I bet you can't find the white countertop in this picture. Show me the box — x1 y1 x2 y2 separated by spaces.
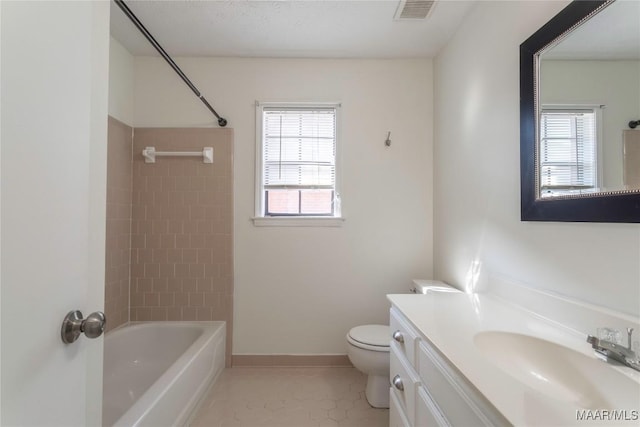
387 292 640 426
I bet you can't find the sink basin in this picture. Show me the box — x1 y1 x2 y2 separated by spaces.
474 331 640 409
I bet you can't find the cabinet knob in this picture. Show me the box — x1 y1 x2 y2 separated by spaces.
392 374 404 391
392 330 405 343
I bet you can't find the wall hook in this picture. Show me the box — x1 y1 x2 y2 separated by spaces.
385 131 392 147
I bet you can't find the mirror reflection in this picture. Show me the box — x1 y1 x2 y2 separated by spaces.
537 0 640 199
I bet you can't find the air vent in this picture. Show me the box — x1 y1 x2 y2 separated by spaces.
394 0 436 20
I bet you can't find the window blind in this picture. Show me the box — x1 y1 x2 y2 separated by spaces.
540 109 596 193
262 107 336 190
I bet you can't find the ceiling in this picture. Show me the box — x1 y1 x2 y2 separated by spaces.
110 0 475 58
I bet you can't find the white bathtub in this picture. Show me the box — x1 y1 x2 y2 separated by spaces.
103 321 225 427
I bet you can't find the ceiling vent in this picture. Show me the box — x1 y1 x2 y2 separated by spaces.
394 0 436 20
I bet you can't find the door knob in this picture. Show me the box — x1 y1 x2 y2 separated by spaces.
61 310 106 344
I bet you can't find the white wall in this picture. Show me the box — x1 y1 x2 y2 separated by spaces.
434 1 640 316
134 57 434 354
108 37 134 126
540 60 640 190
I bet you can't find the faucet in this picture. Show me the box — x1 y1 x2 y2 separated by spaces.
587 327 640 372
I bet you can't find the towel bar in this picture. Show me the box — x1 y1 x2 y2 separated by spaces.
142 146 213 164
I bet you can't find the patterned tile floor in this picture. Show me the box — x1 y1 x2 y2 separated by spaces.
191 367 389 427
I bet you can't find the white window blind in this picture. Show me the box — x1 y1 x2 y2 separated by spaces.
263 107 336 189
540 109 597 195
257 105 339 217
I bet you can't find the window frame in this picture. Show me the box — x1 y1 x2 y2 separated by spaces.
253 101 343 227
539 104 604 198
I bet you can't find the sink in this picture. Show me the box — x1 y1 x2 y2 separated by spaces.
474 331 640 409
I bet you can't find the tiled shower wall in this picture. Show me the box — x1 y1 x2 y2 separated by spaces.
130 128 234 362
105 117 133 332
104 123 234 362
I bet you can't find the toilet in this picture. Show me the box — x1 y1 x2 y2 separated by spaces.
346 279 460 408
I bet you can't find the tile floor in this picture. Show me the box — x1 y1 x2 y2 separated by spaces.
191 367 389 427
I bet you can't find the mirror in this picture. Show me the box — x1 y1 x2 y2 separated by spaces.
520 0 640 222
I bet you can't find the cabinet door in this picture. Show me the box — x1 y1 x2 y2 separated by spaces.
418 341 508 426
390 388 411 427
416 386 449 427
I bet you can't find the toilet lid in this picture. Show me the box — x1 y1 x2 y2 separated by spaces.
348 325 390 348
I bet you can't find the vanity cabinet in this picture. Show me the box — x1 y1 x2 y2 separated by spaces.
389 307 508 427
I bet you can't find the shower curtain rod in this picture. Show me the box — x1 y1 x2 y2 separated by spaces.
114 0 228 127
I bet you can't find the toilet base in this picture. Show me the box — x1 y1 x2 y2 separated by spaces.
364 374 390 408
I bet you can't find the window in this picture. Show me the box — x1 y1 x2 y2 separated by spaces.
255 102 342 224
539 106 601 197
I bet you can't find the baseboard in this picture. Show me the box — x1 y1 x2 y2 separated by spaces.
232 354 353 367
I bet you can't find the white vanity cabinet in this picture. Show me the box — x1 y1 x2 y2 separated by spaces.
389 307 509 427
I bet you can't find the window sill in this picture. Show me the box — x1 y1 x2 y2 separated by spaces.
252 216 345 227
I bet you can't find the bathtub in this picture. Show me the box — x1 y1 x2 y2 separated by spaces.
103 321 226 427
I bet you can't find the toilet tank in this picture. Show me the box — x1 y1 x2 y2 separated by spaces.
410 279 461 294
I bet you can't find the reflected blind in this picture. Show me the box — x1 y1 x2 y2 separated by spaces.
540 109 596 191
262 107 336 189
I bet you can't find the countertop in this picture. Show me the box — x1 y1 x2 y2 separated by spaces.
387 292 640 426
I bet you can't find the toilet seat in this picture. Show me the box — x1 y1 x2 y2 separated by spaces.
347 325 390 352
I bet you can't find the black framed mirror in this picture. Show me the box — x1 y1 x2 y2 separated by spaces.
520 0 640 222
